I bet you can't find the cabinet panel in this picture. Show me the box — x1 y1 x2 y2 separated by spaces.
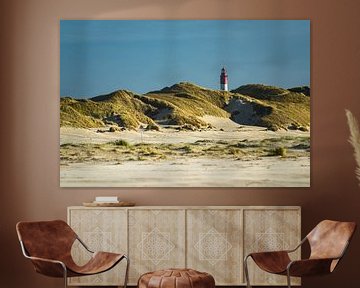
244 209 301 286
128 209 186 284
187 209 243 285
68 208 127 286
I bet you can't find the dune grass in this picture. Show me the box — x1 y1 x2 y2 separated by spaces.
60 135 310 165
230 84 310 130
60 90 157 129
61 82 310 131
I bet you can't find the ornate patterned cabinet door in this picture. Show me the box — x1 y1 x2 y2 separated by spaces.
67 208 128 286
187 209 243 285
128 209 186 284
243 208 301 286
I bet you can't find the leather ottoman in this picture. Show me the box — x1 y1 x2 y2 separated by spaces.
138 268 215 288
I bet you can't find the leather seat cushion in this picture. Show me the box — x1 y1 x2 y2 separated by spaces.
138 268 215 288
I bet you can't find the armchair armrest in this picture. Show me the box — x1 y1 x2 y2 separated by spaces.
287 258 336 277
19 240 67 277
25 255 67 277
76 236 94 253
246 236 306 259
286 237 307 253
287 239 351 277
247 251 292 274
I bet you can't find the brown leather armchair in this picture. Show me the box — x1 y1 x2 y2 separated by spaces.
244 220 356 288
16 220 129 288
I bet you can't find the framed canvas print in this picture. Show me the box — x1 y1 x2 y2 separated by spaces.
60 20 310 187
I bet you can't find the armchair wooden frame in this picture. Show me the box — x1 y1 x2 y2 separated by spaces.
243 220 356 288
16 220 129 288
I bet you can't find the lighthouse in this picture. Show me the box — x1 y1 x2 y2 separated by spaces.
220 67 228 91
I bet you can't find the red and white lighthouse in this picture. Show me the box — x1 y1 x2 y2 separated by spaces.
220 67 228 91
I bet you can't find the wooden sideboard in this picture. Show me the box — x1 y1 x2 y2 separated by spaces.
67 206 301 286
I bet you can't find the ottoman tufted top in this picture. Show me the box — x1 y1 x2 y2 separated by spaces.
138 268 215 288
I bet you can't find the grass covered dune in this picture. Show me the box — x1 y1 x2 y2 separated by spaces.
60 82 310 132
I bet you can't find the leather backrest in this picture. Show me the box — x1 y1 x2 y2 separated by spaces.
307 220 356 260
16 220 77 261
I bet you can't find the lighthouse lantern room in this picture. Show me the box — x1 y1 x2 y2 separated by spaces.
220 67 228 91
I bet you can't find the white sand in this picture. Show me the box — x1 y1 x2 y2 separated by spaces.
60 157 310 187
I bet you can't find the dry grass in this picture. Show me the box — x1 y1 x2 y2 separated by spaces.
60 90 156 129
346 109 360 186
231 85 310 131
60 136 310 165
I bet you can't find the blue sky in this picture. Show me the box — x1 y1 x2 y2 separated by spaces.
60 20 310 98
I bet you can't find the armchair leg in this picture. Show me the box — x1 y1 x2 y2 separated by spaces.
244 255 252 288
123 255 130 288
62 264 68 288
286 269 291 288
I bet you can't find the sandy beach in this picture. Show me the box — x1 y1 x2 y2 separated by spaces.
61 157 310 187
60 117 310 187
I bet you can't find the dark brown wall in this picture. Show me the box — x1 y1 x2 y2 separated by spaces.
1 0 360 287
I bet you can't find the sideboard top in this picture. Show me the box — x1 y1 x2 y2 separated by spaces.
68 205 301 210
